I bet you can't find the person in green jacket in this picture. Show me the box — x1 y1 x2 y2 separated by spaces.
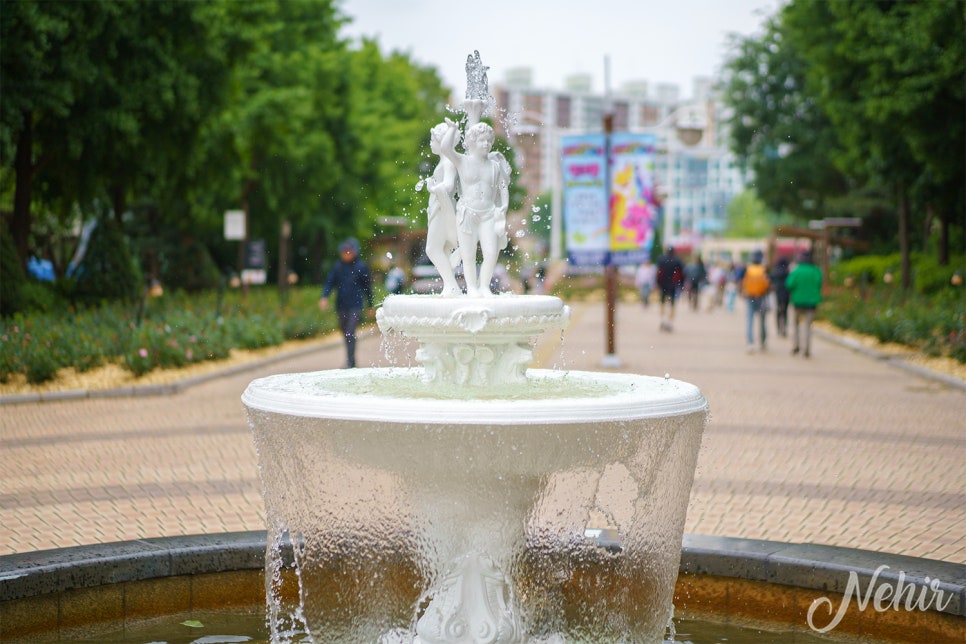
785 249 823 358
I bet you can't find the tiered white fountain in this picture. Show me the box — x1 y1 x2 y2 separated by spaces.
243 52 707 644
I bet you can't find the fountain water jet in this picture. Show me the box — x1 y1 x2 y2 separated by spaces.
243 52 707 643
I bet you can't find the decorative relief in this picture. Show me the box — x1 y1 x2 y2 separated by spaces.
415 552 522 644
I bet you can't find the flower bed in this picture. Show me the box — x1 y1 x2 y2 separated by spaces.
0 286 340 384
820 286 965 363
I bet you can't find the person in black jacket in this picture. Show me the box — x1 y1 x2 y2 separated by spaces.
656 246 685 332
319 238 374 368
770 256 791 338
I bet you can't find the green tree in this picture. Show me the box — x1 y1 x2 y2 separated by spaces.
783 0 965 287
69 213 142 304
721 15 847 221
1 0 105 268
724 190 774 238
0 222 25 316
3 0 471 294
529 192 554 247
2 1 240 275
198 8 456 283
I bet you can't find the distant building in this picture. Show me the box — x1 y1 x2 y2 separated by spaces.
492 70 750 258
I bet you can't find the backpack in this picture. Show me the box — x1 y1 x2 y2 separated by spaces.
743 264 770 297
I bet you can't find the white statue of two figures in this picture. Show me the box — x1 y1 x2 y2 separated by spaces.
424 52 510 298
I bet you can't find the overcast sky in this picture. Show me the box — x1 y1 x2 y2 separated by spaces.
338 0 782 99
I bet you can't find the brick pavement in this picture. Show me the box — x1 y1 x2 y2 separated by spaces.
1 297 963 564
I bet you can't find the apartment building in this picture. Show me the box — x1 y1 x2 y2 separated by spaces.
491 69 749 256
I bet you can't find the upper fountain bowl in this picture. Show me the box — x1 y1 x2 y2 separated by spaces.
376 293 570 388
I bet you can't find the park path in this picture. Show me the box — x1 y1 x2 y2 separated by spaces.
1 296 963 563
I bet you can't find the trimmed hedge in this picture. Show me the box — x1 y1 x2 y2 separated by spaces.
828 252 964 295
0 286 347 384
821 286 965 363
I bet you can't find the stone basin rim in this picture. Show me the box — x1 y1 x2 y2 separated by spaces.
241 368 708 423
2 532 962 620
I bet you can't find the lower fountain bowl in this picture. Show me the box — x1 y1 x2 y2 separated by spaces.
243 368 708 641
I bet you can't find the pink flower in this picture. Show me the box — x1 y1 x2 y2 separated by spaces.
185 349 193 361
138 348 148 358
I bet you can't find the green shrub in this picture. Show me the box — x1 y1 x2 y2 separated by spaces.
24 344 60 383
71 217 143 304
0 316 28 382
0 228 25 317
822 285 965 363
829 254 901 287
19 280 68 313
830 252 965 296
914 255 965 295
160 237 223 292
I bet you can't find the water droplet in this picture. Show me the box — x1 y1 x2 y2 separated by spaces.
664 373 670 381
514 230 525 238
532 214 542 222
531 205 541 213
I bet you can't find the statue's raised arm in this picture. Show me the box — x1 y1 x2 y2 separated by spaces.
435 118 463 168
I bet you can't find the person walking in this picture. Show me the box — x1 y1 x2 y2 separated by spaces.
686 255 708 311
786 249 823 358
741 249 771 353
385 264 407 294
656 246 685 331
319 238 374 368
770 256 791 337
705 262 724 311
634 259 657 308
725 262 739 312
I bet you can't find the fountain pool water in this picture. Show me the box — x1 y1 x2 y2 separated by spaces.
242 52 708 643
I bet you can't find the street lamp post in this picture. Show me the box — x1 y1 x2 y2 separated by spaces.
602 108 621 368
601 100 710 367
601 57 621 368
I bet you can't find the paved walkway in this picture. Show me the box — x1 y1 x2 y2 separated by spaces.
1 297 964 564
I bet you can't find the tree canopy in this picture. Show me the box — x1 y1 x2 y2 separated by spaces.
721 0 964 285
1 0 455 294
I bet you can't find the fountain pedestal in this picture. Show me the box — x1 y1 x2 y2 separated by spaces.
377 294 569 388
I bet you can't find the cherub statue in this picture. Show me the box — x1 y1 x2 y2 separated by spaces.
437 118 511 297
424 123 462 296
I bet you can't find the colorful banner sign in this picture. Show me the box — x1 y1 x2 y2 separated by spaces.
609 133 658 265
561 135 608 266
561 133 657 266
